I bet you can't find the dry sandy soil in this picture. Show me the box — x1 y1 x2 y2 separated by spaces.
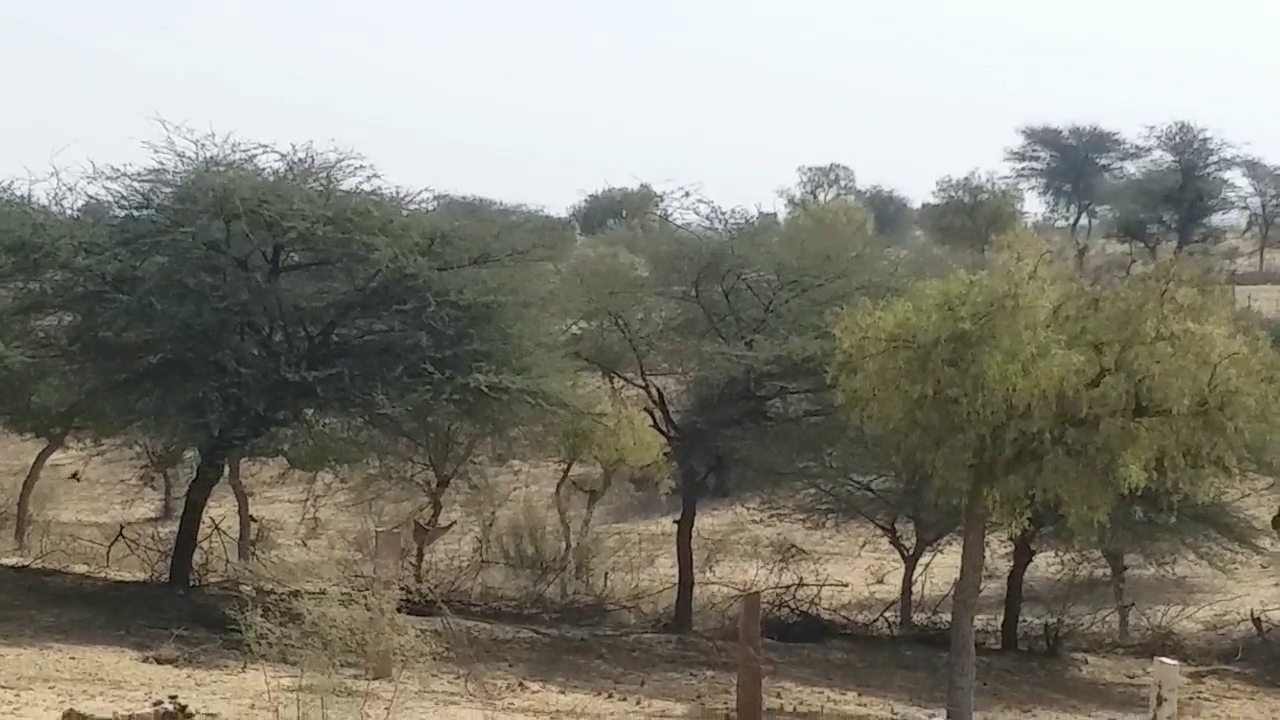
1 288 1279 718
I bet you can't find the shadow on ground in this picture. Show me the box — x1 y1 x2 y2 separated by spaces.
0 563 238 665
2 561 1276 716
434 617 1153 717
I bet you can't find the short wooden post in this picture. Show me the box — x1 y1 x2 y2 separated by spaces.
736 591 763 720
366 527 401 680
1149 656 1180 720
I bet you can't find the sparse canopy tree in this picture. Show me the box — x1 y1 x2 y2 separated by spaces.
1234 157 1280 273
1091 487 1265 645
830 239 1279 719
779 419 959 633
0 127 573 587
565 190 890 633
1110 121 1235 257
916 171 1023 256
1005 123 1135 269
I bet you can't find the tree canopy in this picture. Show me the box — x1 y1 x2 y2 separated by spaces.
830 238 1280 717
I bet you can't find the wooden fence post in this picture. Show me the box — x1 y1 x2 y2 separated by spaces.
366 527 401 681
1149 656 1180 720
736 591 763 720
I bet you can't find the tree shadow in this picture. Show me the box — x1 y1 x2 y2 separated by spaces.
438 617 1152 716
0 563 238 667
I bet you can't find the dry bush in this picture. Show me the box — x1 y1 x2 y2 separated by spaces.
231 582 440 717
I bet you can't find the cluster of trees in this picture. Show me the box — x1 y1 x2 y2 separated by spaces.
1 121 1278 720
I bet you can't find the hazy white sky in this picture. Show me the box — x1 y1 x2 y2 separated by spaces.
3 1 1275 214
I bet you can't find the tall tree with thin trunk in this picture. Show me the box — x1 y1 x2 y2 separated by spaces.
1234 157 1280 273
0 184 114 551
565 186 891 632
1110 121 1235 258
1005 124 1135 270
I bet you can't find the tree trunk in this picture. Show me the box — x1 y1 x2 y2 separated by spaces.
573 469 610 582
898 551 922 633
999 528 1037 651
168 443 229 588
1103 549 1130 645
226 453 252 564
1259 239 1267 274
413 490 449 585
14 430 69 552
1070 209 1087 273
945 479 989 720
671 463 700 634
552 460 575 570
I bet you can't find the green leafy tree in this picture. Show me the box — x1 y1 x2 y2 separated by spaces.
0 182 127 550
0 127 571 586
917 171 1023 256
565 190 889 632
857 185 916 240
1005 123 1135 269
779 419 959 632
571 184 662 236
830 238 1279 718
782 163 858 212
1110 121 1235 257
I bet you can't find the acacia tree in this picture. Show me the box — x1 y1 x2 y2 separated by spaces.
830 239 1279 719
1005 123 1134 270
857 185 916 240
0 183 122 550
1110 122 1235 258
1234 157 1280 273
917 171 1023 257
0 127 571 587
570 184 663 236
779 422 959 633
565 184 890 632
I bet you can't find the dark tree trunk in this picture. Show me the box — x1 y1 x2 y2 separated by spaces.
945 479 989 720
898 551 922 633
1070 208 1087 273
671 461 700 634
552 461 575 567
14 430 69 552
168 443 229 588
226 453 252 563
160 469 176 521
1000 528 1037 651
1102 549 1130 644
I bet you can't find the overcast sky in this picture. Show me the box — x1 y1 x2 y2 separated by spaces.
3 1 1275 215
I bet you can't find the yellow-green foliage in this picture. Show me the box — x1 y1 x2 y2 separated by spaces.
830 236 1280 529
555 384 668 486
